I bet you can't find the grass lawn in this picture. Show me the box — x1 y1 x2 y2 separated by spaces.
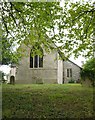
2 84 94 119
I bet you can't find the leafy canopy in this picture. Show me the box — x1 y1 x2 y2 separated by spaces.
1 1 95 64
81 58 95 83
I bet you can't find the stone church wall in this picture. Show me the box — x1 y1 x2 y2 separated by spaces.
16 49 58 84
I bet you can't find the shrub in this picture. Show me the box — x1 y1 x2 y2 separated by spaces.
68 79 75 83
81 58 95 86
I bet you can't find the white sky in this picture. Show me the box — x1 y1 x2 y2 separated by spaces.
70 55 86 67
0 65 11 74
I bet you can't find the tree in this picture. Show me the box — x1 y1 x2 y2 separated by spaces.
1 2 62 64
0 1 95 64
81 58 95 86
1 37 19 64
0 71 6 83
59 1 95 58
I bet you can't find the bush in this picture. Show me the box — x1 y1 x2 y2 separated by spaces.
76 79 80 83
68 79 75 83
81 58 95 86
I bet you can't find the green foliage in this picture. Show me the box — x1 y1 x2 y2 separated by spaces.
0 71 6 83
60 1 95 58
68 79 75 83
81 58 95 86
2 37 20 64
1 2 62 64
1 2 95 64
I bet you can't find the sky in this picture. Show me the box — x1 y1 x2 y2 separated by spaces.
70 55 86 67
0 65 11 74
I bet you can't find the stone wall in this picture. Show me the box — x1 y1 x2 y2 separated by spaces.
63 60 81 83
16 49 58 84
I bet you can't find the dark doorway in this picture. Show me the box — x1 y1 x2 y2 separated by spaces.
10 76 15 84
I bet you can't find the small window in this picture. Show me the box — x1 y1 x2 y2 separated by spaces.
67 69 69 77
67 68 72 77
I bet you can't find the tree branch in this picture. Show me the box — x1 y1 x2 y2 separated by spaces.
2 15 9 36
72 8 95 22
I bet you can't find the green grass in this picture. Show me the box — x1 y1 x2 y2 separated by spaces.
2 84 94 119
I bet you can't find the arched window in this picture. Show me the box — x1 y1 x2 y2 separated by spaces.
30 47 43 68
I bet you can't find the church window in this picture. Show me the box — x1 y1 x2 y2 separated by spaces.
30 48 43 68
